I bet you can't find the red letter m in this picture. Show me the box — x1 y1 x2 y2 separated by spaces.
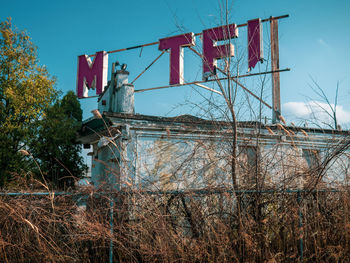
76 51 108 98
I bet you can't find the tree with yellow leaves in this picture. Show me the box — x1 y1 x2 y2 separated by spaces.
0 18 57 187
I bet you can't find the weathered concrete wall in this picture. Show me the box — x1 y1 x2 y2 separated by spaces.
133 129 348 190
135 131 231 190
91 136 120 189
83 115 349 190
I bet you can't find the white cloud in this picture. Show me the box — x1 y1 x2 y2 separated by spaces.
318 38 329 48
282 101 350 128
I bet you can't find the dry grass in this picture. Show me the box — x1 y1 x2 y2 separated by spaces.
0 188 350 262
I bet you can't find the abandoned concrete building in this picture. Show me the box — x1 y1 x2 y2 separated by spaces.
79 69 350 191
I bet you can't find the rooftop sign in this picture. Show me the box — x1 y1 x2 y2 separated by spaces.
76 18 266 99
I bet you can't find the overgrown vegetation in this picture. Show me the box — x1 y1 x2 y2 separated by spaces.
1 188 350 262
0 18 86 189
29 91 87 189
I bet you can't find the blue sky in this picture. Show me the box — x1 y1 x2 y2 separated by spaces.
1 0 350 128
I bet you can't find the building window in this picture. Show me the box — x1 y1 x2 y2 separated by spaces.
302 149 320 169
239 146 258 185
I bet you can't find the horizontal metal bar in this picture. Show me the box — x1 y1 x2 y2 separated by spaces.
88 14 289 56
216 67 272 109
78 95 99 99
133 188 341 196
193 83 223 95
134 68 290 93
0 192 72 196
109 41 159 54
0 187 343 197
237 14 290 28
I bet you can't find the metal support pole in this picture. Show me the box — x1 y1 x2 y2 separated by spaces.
270 17 281 124
297 190 303 262
109 197 114 263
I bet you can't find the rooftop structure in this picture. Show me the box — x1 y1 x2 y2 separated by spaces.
79 70 350 191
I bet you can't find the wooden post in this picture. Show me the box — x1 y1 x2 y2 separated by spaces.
270 17 281 124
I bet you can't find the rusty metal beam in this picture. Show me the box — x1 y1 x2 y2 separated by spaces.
88 15 289 57
131 51 166 85
189 46 273 109
193 83 223 95
216 67 272 109
134 68 290 93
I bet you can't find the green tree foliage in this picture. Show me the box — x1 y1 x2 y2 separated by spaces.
30 91 87 189
0 18 57 187
0 18 87 190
